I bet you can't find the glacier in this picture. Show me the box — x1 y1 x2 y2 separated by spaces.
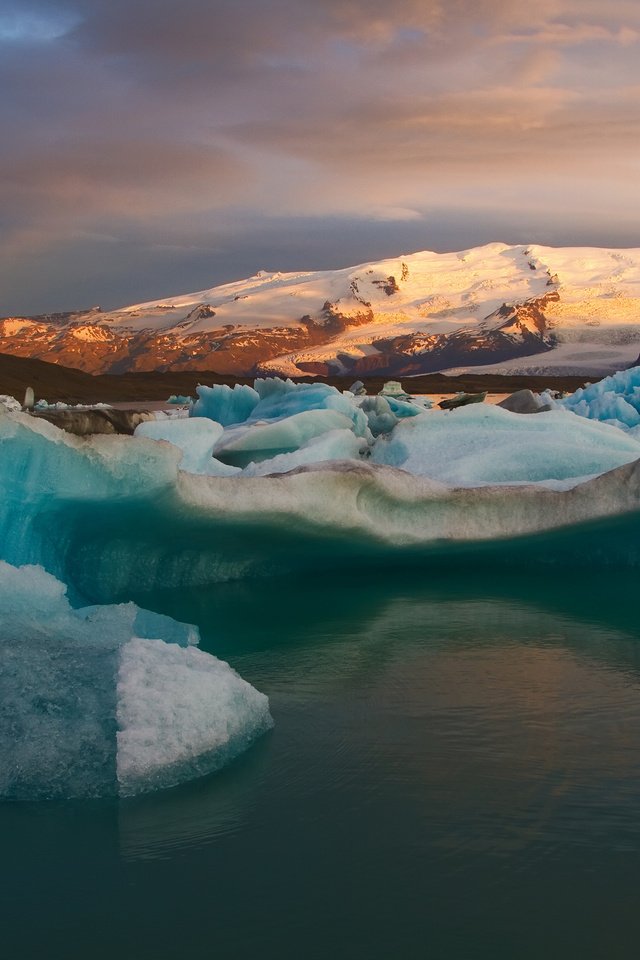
0 560 272 800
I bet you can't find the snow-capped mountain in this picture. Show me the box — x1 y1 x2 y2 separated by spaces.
2 242 640 377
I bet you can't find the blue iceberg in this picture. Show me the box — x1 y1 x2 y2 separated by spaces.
557 366 640 432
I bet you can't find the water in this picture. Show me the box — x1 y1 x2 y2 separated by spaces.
4 568 640 958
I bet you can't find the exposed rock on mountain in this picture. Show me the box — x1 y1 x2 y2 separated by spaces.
2 243 639 377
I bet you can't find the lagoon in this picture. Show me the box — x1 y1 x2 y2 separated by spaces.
4 567 640 959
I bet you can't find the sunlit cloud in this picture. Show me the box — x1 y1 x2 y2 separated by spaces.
1 0 639 312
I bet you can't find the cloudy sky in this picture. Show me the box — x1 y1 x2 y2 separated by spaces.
2 0 639 313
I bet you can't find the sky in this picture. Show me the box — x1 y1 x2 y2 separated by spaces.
1 0 639 314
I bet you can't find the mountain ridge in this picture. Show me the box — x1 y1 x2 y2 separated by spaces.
2 242 639 378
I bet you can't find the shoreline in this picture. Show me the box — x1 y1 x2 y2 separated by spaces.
0 352 593 405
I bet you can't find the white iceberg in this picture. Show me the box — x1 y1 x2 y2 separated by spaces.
0 560 272 800
134 417 240 476
370 404 640 486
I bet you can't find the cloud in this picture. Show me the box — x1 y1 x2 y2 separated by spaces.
1 0 639 312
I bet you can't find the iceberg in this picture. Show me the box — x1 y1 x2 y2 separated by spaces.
193 377 368 436
557 366 640 432
191 383 260 427
241 428 366 477
360 395 398 437
0 560 272 800
4 398 640 605
213 408 357 468
134 418 240 476
371 404 640 486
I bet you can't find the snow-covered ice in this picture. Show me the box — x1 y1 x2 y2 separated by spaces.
117 636 272 796
0 395 21 413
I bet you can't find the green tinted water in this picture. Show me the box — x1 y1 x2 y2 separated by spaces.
4 567 640 959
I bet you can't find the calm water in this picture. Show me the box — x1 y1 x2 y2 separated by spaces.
4 568 640 959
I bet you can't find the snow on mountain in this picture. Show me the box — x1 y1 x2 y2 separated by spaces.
2 243 640 377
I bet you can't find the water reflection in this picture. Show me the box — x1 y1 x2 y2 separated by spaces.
5 570 640 959
118 570 640 866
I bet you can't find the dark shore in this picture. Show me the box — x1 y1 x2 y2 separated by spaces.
0 352 592 404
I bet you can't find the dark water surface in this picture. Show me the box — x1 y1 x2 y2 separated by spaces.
4 568 640 959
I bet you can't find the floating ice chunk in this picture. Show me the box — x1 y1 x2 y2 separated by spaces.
0 560 272 800
251 379 369 435
191 383 260 426
371 404 640 485
242 428 366 476
0 412 185 570
167 394 192 405
498 389 552 415
117 637 272 796
214 408 355 467
191 377 369 436
250 379 337 420
134 418 238 475
558 368 640 431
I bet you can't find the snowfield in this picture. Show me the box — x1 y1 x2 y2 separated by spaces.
2 243 639 376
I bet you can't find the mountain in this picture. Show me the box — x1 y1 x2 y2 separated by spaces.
2 242 640 378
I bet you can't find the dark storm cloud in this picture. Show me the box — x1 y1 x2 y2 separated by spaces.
1 0 639 312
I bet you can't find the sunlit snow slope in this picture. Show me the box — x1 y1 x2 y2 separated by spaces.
2 243 639 376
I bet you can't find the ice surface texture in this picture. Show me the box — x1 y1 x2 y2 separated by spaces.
134 418 240 476
192 378 368 435
370 404 640 486
557 366 640 432
0 560 272 800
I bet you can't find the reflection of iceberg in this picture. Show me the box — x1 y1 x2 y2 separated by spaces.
117 570 640 864
0 560 272 800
